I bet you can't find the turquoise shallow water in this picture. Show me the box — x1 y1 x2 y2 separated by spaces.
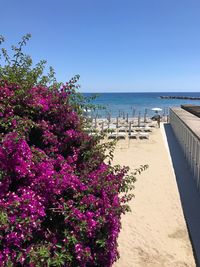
83 92 200 118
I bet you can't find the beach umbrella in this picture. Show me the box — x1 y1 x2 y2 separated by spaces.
83 108 92 113
107 113 111 123
144 108 147 122
94 116 97 129
129 122 132 135
151 108 162 112
138 112 141 127
116 116 119 128
132 108 136 118
83 108 92 118
126 113 129 123
101 122 104 132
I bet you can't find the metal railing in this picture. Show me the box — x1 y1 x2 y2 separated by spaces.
170 108 200 188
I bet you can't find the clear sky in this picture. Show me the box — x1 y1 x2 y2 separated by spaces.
1 0 200 92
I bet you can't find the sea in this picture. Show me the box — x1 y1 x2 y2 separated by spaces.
83 92 200 118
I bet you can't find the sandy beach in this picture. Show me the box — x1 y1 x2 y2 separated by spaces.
112 123 196 267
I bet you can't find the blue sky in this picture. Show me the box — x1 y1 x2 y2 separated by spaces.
1 0 200 92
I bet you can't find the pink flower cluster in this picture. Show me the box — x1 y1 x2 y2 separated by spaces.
0 80 129 266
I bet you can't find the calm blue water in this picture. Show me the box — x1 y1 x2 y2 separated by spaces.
83 92 200 118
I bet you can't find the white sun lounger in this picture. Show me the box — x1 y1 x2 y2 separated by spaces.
109 124 117 130
117 132 126 139
108 132 118 139
143 126 152 132
138 132 149 139
134 127 145 132
108 132 126 139
88 132 100 137
118 126 127 132
129 132 138 139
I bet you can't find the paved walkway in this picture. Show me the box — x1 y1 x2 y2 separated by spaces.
113 123 196 267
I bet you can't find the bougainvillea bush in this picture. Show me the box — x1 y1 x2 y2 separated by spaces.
0 34 148 266
0 77 143 267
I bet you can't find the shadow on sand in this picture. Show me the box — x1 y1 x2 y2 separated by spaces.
164 123 200 267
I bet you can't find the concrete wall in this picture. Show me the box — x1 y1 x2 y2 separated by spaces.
170 107 200 188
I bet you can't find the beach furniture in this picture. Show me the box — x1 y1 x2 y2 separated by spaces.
116 116 119 128
138 112 141 126
134 127 144 132
103 127 109 132
108 124 117 130
152 107 162 112
108 132 118 139
97 119 103 125
94 117 98 128
107 113 111 123
117 132 126 139
101 122 104 132
108 132 126 139
132 108 136 118
144 108 147 122
118 126 127 132
84 126 97 133
128 122 133 134
143 126 152 132
139 122 146 127
138 132 149 139
120 118 126 124
130 127 136 132
126 113 129 123
132 122 138 127
88 132 99 136
129 132 138 139
101 122 110 132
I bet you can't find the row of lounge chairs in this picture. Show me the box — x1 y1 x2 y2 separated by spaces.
93 121 157 131
108 131 149 139
85 119 158 140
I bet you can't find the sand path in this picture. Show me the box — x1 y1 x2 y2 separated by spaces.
113 123 196 267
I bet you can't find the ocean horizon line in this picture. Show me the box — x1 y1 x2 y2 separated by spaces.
81 91 200 94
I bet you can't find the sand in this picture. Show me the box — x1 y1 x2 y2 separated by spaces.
112 123 196 267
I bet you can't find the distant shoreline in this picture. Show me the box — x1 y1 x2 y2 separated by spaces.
160 96 200 100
